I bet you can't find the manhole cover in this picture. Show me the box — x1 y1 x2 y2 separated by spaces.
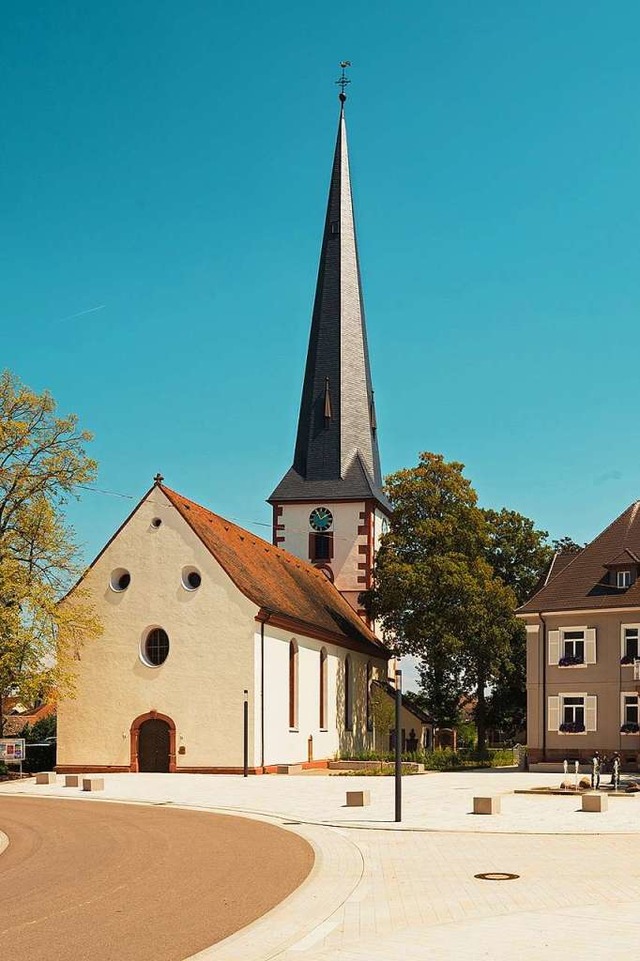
474 872 519 881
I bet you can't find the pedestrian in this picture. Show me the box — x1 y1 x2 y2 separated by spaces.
611 752 621 791
591 750 601 790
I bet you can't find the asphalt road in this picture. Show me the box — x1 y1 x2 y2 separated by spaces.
0 796 314 961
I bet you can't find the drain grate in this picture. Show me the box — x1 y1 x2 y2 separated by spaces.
474 872 519 881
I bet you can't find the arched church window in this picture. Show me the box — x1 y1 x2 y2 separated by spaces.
319 648 328 730
344 655 353 732
289 640 299 729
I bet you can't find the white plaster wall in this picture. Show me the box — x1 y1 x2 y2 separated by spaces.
57 489 258 770
278 502 365 593
259 622 387 765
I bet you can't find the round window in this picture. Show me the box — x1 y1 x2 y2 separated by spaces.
143 628 170 666
110 568 131 592
181 567 202 591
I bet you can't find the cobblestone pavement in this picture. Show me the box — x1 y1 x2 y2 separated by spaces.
3 770 640 960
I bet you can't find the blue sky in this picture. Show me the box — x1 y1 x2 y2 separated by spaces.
3 1 640 571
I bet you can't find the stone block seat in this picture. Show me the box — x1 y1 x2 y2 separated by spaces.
582 792 608 812
346 790 371 807
82 777 104 792
473 796 501 815
35 772 57 785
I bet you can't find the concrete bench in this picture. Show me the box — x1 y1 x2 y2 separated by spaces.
473 796 501 815
276 764 303 775
82 777 104 792
346 790 370 807
35 772 57 785
64 775 82 787
582 792 608 812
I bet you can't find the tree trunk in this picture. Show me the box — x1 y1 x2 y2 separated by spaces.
476 672 487 756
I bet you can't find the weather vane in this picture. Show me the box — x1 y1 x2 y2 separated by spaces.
335 60 351 102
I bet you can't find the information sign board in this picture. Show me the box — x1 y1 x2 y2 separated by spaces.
0 738 26 773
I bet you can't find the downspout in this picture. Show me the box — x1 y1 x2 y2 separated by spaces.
540 612 547 759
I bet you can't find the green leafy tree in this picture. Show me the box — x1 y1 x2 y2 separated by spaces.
0 371 101 733
482 508 553 605
551 536 583 554
370 683 395 749
364 452 519 752
416 657 461 728
19 713 57 742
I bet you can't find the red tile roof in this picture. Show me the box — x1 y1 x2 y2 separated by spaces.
162 486 388 657
1 702 56 737
518 501 640 614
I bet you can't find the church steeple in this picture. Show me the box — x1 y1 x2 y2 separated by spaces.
269 91 389 511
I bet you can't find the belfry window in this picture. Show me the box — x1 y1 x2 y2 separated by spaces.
310 532 333 561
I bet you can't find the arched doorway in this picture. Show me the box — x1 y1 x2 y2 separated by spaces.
130 712 176 772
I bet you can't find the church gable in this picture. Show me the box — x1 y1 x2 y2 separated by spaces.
70 484 257 629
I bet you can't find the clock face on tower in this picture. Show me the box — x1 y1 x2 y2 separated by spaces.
309 507 333 532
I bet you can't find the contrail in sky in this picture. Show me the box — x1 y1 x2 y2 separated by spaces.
54 304 106 324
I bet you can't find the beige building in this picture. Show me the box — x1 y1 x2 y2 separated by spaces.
518 502 640 766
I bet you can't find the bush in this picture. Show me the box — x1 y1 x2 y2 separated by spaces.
0 761 7 777
489 749 516 767
22 742 56 773
423 748 461 770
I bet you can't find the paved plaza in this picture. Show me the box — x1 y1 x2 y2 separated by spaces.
2 769 640 959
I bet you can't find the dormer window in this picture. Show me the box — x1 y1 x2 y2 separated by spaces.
617 570 631 589
605 550 639 589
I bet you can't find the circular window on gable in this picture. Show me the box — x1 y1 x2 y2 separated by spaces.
110 568 131 592
181 567 202 591
142 628 170 667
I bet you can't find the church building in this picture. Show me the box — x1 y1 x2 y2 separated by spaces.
56 90 429 774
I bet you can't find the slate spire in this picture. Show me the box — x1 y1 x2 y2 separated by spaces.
269 99 389 510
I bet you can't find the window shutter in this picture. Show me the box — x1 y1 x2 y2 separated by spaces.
586 695 597 732
548 631 560 666
548 696 560 732
585 629 596 664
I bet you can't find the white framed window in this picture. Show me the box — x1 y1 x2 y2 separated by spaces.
621 625 640 664
617 570 631 589
548 693 596 733
621 693 640 733
548 627 596 666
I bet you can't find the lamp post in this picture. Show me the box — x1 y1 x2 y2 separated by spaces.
395 668 402 822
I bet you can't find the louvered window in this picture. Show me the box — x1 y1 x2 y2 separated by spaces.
548 694 596 733
549 628 596 666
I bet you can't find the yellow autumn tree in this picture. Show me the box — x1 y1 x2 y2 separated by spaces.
0 371 101 732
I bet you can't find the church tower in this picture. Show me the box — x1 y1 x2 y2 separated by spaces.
269 80 390 618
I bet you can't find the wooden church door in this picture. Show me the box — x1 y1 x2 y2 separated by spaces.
138 718 170 772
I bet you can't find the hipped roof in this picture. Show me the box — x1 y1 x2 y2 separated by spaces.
518 501 640 614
